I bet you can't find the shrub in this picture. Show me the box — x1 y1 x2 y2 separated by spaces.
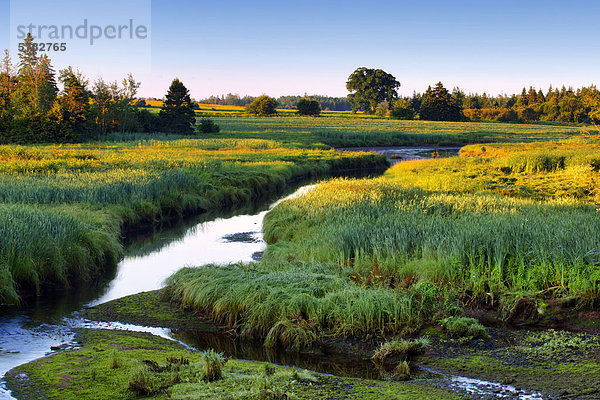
440 316 489 339
390 99 415 120
296 98 321 116
246 95 278 116
198 117 220 133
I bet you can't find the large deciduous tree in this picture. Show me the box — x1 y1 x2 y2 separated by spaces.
346 67 400 114
419 82 462 121
159 78 196 134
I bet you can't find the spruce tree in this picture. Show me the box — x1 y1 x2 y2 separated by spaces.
419 82 462 121
159 78 195 134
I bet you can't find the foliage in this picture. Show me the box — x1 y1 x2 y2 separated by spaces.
159 78 196 134
419 82 462 121
198 117 220 133
296 98 321 116
390 99 415 120
346 67 400 113
246 95 278 116
201 349 227 382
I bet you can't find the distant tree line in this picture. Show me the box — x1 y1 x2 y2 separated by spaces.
346 67 600 123
0 34 201 143
198 93 352 111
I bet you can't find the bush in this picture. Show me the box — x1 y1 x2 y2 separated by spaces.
136 109 161 133
440 316 489 339
246 95 278 116
296 98 321 116
390 99 415 120
198 117 220 133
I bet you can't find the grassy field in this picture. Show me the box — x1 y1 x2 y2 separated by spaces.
166 136 600 351
203 116 586 147
0 137 386 305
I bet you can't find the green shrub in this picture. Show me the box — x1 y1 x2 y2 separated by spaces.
296 99 321 116
198 117 220 133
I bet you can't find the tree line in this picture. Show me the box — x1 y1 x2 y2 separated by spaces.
346 67 600 123
198 93 352 111
0 34 204 144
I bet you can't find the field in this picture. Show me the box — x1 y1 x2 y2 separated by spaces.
0 137 386 305
204 116 585 147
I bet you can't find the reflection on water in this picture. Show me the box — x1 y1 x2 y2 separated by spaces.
338 146 461 164
171 330 381 380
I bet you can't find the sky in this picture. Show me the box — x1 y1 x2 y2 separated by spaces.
1 0 599 99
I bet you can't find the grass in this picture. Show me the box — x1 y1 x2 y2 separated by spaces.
5 329 465 400
165 135 600 350
439 317 489 340
0 137 386 305
202 116 584 147
371 337 430 364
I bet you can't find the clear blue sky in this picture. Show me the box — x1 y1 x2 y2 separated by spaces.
1 0 599 99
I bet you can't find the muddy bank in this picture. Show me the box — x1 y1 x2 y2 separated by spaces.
5 329 465 400
80 290 600 399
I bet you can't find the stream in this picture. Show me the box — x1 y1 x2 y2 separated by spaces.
0 147 546 399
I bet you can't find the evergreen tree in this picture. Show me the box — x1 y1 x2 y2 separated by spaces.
52 67 91 141
0 50 17 117
419 82 462 121
15 34 57 115
159 78 195 134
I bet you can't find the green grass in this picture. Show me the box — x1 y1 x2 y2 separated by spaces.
202 116 584 147
5 329 465 400
439 317 489 340
0 138 386 305
165 136 600 350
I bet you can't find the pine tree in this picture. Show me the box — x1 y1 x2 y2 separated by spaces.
159 78 195 134
15 34 57 115
0 50 17 116
419 82 462 121
53 67 90 141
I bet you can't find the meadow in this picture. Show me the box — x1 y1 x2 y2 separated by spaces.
203 116 585 147
166 135 600 351
0 137 386 305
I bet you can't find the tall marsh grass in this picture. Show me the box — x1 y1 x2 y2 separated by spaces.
0 138 386 304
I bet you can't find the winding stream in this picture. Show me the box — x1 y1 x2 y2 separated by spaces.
0 147 547 400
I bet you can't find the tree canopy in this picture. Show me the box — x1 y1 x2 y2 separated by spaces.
245 95 278 116
159 78 196 134
346 67 400 113
419 82 462 121
296 98 321 116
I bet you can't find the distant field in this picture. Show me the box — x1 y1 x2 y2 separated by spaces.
204 116 586 147
143 101 354 116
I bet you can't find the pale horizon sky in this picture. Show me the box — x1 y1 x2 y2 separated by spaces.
1 0 599 100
